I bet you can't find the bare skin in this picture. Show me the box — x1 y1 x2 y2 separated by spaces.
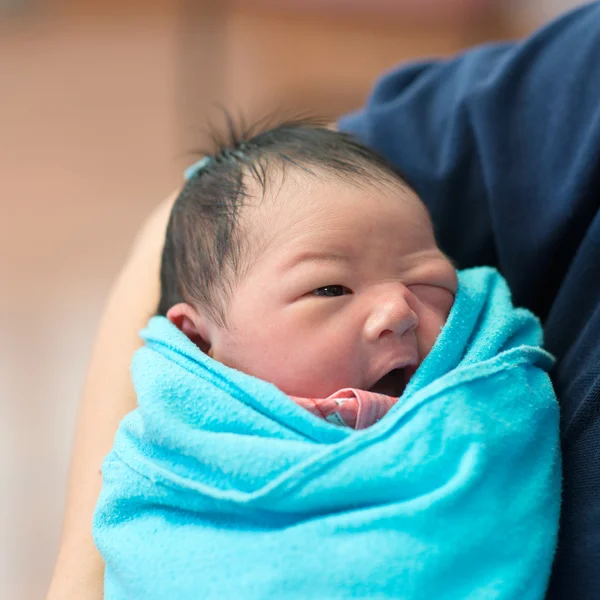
46 192 177 600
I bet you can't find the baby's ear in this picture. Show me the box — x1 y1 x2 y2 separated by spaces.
166 303 212 354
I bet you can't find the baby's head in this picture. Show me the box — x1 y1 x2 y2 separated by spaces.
160 120 458 398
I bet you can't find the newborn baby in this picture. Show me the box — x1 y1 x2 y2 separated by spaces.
94 119 560 600
159 121 458 428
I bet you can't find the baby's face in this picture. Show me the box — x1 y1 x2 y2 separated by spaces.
208 174 458 399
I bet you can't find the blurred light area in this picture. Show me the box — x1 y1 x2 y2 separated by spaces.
229 0 498 19
0 0 35 17
1 2 180 598
0 0 588 598
520 0 584 20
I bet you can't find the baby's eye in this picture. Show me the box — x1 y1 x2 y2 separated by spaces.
312 285 352 297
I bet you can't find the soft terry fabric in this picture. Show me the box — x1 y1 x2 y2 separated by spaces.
93 267 560 600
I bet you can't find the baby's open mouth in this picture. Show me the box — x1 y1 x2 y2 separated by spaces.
369 367 414 398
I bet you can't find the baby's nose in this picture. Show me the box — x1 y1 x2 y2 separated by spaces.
364 286 418 342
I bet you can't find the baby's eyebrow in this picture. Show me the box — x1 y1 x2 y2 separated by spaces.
283 250 350 270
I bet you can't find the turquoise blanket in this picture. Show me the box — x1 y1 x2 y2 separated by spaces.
93 267 561 599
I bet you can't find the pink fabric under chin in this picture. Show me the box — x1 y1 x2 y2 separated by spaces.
290 388 398 430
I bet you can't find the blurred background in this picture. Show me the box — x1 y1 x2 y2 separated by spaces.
0 0 585 597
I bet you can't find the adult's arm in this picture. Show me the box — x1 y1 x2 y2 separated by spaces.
46 192 177 600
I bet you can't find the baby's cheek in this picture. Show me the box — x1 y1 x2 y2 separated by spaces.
413 288 455 358
270 330 359 397
417 319 442 359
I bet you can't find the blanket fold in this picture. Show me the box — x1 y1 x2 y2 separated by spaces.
94 267 560 600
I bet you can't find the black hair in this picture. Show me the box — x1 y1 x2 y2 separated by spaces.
158 117 410 326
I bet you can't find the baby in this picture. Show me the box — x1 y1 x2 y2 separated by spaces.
94 119 560 600
159 120 458 427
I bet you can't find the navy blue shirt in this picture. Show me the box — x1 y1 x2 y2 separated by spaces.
340 4 600 599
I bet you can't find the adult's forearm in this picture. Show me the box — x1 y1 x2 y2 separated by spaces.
47 191 177 599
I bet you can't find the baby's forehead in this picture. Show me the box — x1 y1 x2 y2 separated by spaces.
239 169 356 236
237 167 434 263
241 162 419 214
